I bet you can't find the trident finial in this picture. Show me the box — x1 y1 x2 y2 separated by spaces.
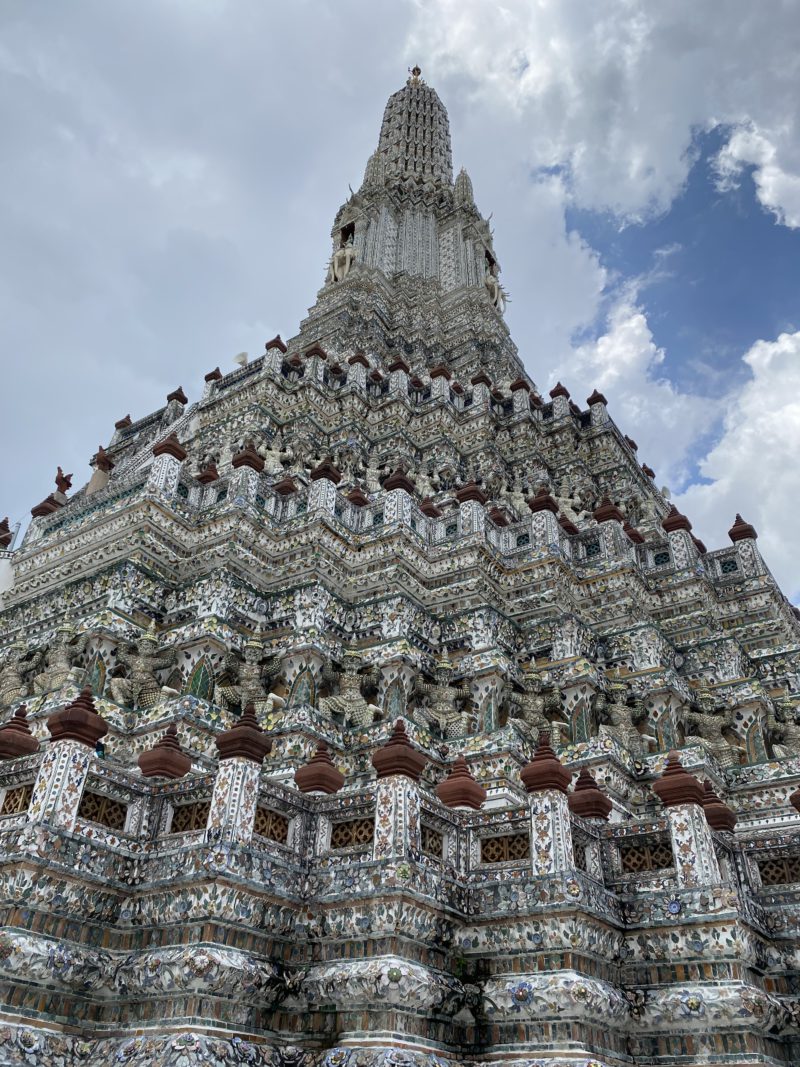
407 64 422 86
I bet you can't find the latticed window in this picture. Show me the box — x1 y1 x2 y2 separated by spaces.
0 784 33 816
585 540 601 559
573 842 589 874
253 807 289 844
720 558 739 575
653 550 671 567
329 816 374 850
170 801 210 834
516 533 530 548
757 855 800 886
619 835 673 874
420 823 444 860
445 523 458 537
480 833 530 863
77 791 128 832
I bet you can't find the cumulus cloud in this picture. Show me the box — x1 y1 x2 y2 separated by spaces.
409 0 800 224
555 294 709 491
715 125 800 228
676 331 800 601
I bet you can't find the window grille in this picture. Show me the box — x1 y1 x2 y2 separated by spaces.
757 855 800 886
329 816 374 850
516 533 530 547
177 483 189 499
445 523 458 537
720 558 739 575
372 512 384 526
170 801 210 834
619 835 673 874
653 550 670 567
420 823 444 860
0 784 32 816
480 833 530 864
253 807 289 844
585 540 601 559
573 842 589 874
77 791 128 832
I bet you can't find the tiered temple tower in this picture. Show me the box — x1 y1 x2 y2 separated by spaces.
1 69 800 1067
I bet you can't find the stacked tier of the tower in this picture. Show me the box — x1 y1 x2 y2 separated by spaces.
0 71 799 1067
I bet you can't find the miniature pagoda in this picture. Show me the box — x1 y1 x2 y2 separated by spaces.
0 66 799 1067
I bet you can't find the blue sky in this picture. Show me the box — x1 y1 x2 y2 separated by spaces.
1 0 800 599
568 129 800 396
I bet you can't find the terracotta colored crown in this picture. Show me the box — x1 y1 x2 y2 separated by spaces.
265 334 287 353
166 386 188 405
419 498 442 518
0 518 12 549
152 433 187 461
520 732 572 794
47 687 108 748
273 475 298 496
549 382 570 399
0 705 40 759
558 513 580 535
346 486 370 507
662 506 692 533
455 481 487 505
527 488 559 514
568 767 612 820
197 461 219 484
436 756 487 810
701 780 737 832
623 521 645 545
790 786 800 816
232 441 265 472
593 497 624 524
92 446 114 473
204 367 223 382
138 724 192 779
215 703 271 764
372 721 427 781
728 514 757 542
652 751 704 807
586 389 607 406
471 371 492 388
295 741 345 794
309 458 342 484
429 364 452 380
383 469 415 493
510 377 531 393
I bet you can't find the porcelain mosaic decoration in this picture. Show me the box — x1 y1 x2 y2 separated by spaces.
0 68 799 1067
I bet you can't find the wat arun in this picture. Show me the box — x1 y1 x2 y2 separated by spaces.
1 67 800 1067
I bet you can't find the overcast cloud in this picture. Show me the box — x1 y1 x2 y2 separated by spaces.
2 1 799 598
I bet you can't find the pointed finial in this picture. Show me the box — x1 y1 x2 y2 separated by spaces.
408 64 423 86
295 740 345 794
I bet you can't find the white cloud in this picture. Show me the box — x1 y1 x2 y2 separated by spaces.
715 125 800 228
555 295 708 491
676 330 800 601
409 0 800 224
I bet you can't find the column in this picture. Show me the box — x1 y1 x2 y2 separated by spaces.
520 733 574 875
653 752 721 887
207 704 271 846
27 688 108 832
371 721 426 862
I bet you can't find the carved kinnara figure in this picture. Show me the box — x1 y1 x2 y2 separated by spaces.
507 668 567 745
684 685 740 768
414 652 471 739
596 680 656 756
767 697 800 758
214 637 283 715
108 621 177 711
32 624 89 695
320 650 380 728
0 641 44 709
327 236 356 284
